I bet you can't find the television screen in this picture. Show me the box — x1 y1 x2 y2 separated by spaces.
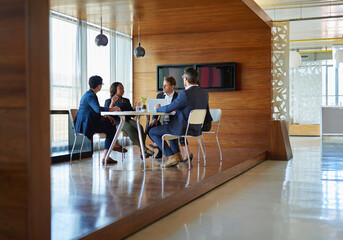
156 62 236 92
196 63 236 90
157 64 192 91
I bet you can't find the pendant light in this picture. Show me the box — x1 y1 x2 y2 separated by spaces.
134 24 145 57
290 51 301 68
95 18 108 47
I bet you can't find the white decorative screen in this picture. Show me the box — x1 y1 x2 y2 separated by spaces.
272 22 290 121
290 62 322 124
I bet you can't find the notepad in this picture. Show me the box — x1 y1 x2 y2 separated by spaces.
147 98 168 112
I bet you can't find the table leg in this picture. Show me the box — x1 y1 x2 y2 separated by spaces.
104 115 125 168
136 116 146 170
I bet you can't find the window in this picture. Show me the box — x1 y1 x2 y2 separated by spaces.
322 60 343 106
50 11 132 156
87 27 111 106
50 16 79 110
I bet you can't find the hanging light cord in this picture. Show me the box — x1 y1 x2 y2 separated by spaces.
138 24 141 43
101 17 103 34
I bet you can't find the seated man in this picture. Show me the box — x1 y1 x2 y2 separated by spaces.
145 76 178 159
75 75 121 165
149 67 209 168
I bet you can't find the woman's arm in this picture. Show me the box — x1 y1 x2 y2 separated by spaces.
115 98 134 111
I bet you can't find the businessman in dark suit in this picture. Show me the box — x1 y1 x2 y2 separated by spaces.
149 67 209 168
75 75 120 165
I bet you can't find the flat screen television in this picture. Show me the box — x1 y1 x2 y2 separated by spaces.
156 62 236 92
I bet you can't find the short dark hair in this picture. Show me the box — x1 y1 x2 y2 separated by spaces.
164 76 176 86
110 82 123 98
89 75 103 89
183 67 198 84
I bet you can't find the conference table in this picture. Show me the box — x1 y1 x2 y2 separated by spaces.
100 110 172 169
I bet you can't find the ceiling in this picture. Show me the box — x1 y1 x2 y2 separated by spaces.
254 0 343 50
50 0 343 50
50 0 271 36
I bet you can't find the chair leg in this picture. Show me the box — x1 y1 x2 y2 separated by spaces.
201 135 206 159
216 134 222 162
161 136 165 167
184 137 191 170
121 134 125 162
80 135 85 162
70 134 77 165
98 136 101 166
199 135 206 167
197 137 200 163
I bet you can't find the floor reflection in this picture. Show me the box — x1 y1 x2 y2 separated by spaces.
51 145 240 239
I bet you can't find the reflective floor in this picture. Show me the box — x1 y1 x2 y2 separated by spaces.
51 142 264 240
128 137 343 240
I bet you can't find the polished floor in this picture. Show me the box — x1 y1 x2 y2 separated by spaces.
51 141 265 240
128 136 343 240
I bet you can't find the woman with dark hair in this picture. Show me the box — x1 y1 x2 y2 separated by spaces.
75 75 125 165
104 82 153 158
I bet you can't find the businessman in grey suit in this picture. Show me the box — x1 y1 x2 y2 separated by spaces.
149 67 209 168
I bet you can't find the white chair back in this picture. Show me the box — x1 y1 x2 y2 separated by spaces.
69 109 78 135
188 109 207 125
204 109 222 161
183 109 207 138
209 109 222 123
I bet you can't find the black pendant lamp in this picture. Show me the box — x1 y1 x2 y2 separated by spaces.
134 24 145 57
95 18 108 47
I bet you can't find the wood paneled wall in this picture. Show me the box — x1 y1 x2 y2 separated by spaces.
0 0 50 239
133 27 271 149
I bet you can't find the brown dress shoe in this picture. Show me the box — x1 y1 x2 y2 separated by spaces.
102 157 118 165
161 154 181 168
176 152 183 161
113 145 128 153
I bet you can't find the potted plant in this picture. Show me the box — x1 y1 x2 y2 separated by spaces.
141 97 147 112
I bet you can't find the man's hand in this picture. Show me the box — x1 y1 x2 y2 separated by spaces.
155 104 161 111
110 106 121 112
149 119 158 127
106 116 115 126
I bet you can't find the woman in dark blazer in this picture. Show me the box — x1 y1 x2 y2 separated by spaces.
104 82 153 158
75 75 122 164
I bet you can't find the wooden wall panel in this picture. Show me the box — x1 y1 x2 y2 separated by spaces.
133 27 271 149
0 0 50 239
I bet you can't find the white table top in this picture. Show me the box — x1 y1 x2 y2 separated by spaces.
101 111 172 116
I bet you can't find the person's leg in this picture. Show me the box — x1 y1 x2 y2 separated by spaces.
94 119 117 164
121 120 149 153
127 119 151 153
149 125 174 157
121 120 138 146
149 126 182 167
179 137 192 160
169 139 180 155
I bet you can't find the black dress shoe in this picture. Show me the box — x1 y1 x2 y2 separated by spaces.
149 143 159 149
180 153 193 163
145 150 154 158
155 150 162 159
140 150 154 160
